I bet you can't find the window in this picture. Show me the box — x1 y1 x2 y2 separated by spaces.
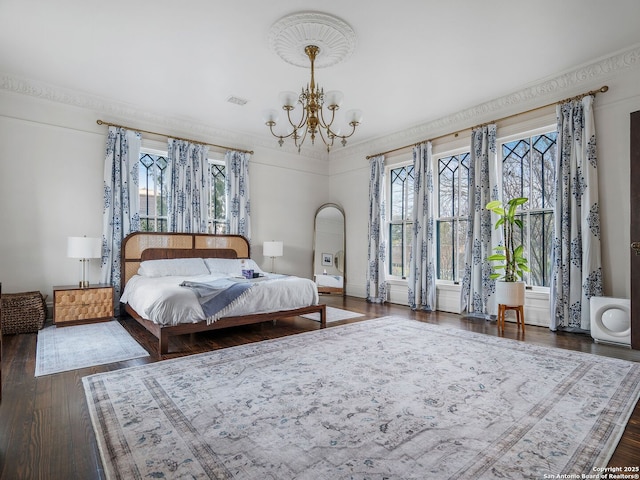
138 150 226 233
431 131 556 287
501 131 556 286
436 153 470 282
386 128 556 288
139 152 169 232
388 165 414 278
208 162 226 233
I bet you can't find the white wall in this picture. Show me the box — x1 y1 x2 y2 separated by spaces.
0 91 106 297
0 90 329 302
250 149 328 277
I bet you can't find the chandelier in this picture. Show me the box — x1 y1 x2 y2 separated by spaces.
264 44 362 153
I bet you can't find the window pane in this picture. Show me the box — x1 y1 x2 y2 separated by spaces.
157 218 168 233
209 162 226 233
139 153 169 232
455 219 467 283
458 153 470 217
389 223 404 277
211 221 226 234
140 218 152 232
437 220 453 280
389 222 412 278
502 139 529 201
403 225 412 279
391 166 414 221
405 176 414 221
528 212 553 286
532 133 557 209
438 158 455 217
391 169 404 221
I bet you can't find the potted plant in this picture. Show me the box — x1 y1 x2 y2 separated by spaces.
485 197 530 306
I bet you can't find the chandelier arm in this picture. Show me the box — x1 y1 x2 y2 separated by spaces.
315 125 335 152
318 106 338 132
337 122 359 140
285 106 308 131
295 123 310 152
268 122 298 141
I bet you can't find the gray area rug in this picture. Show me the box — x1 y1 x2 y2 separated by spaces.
36 321 149 376
301 306 364 322
83 316 640 479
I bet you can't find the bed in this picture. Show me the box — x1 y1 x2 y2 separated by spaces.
120 232 326 357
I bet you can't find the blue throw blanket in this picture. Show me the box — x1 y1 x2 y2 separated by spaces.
180 278 254 321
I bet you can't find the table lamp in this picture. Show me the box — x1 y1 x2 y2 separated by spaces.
263 241 283 273
67 236 102 288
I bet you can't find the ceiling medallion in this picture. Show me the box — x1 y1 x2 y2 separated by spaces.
268 12 356 69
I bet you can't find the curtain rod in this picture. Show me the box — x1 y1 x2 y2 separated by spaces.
96 119 254 155
365 85 609 160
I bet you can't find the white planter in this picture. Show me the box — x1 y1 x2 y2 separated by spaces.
495 281 525 307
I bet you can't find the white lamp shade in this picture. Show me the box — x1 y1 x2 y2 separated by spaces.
345 109 363 125
324 90 344 108
279 91 299 108
263 241 283 257
67 236 101 259
263 108 279 124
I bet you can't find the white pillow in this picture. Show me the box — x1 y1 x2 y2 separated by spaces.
204 258 264 275
138 258 209 277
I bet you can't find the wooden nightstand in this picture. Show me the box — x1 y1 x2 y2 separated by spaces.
53 284 114 326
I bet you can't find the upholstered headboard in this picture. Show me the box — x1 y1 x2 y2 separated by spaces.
120 232 251 291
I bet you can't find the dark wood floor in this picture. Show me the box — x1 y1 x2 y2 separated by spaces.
0 296 638 479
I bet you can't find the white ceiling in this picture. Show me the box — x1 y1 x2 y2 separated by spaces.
2 0 640 152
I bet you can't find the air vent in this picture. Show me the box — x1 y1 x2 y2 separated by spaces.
226 95 248 106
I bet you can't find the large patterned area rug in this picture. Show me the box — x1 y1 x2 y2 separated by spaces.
83 316 640 479
36 321 149 376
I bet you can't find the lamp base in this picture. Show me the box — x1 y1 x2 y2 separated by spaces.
79 258 90 288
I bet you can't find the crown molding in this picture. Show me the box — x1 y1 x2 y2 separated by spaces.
0 72 330 160
2 43 638 164
331 43 640 162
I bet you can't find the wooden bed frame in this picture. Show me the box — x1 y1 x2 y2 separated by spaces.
120 232 326 357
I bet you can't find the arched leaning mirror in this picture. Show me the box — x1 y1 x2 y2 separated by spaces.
313 203 346 295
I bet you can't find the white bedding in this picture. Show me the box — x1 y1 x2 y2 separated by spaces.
121 273 319 326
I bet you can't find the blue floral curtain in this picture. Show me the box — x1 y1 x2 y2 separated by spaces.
460 124 502 317
408 142 436 311
225 150 251 240
366 155 388 303
550 95 603 331
168 139 210 233
100 127 141 302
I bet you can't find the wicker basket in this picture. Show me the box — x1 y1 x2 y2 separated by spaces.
1 291 47 334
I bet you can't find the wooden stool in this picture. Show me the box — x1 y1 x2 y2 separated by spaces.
497 304 525 333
